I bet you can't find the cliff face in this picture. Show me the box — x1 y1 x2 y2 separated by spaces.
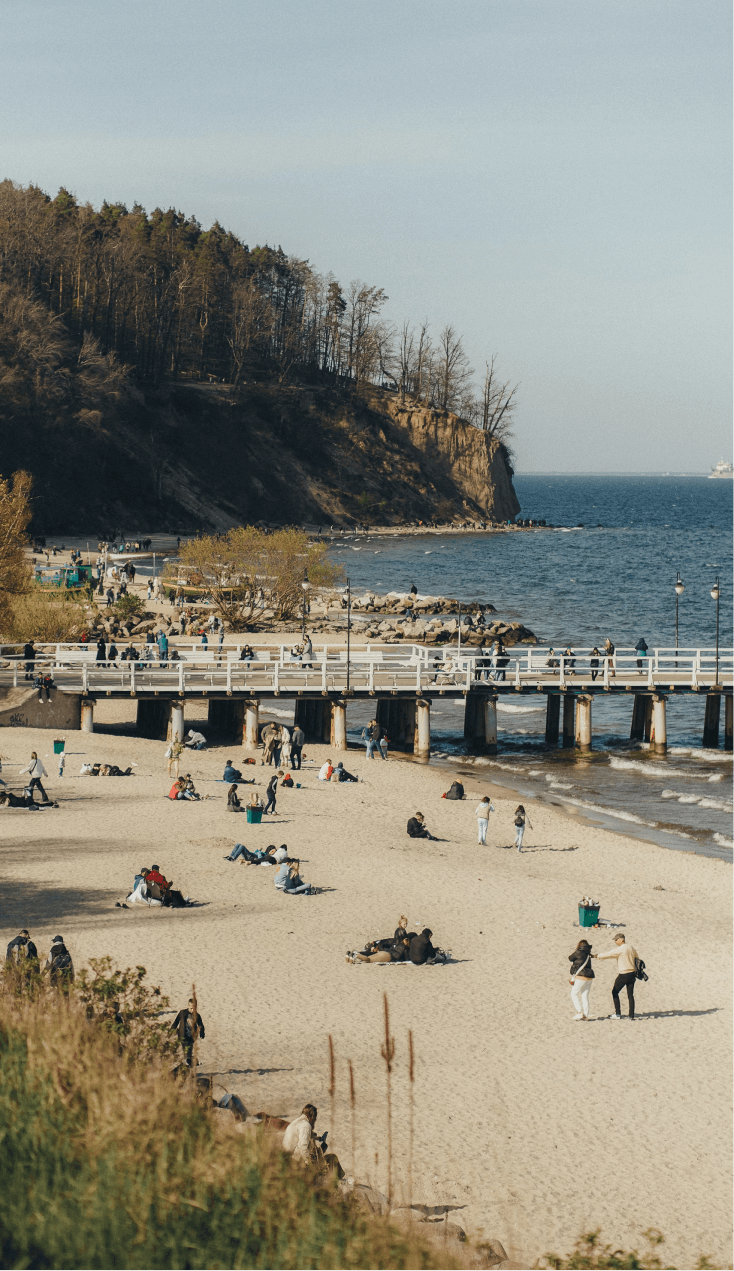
18 379 520 532
386 399 520 521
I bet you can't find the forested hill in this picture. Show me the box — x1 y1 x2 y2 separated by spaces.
0 180 520 531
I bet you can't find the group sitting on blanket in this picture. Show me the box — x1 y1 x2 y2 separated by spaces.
346 916 447 964
124 865 191 907
81 762 135 776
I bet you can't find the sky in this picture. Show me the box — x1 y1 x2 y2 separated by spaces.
1 0 731 472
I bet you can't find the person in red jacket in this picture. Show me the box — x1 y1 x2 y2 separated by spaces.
145 865 170 894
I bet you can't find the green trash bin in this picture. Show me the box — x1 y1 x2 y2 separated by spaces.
246 806 263 824
53 740 65 755
578 904 600 928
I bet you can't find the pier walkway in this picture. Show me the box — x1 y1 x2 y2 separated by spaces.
1 643 731 755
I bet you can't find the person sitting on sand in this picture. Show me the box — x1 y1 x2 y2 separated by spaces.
169 778 187 800
282 1104 343 1177
184 729 207 750
145 865 171 898
318 759 334 781
281 771 294 788
224 843 277 864
332 761 358 783
182 775 200 800
407 812 437 840
274 857 312 894
227 784 242 811
442 780 465 800
223 760 243 782
410 928 437 965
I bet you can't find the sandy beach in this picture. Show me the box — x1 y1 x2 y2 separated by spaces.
0 707 731 1269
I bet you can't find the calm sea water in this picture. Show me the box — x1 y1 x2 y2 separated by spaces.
325 475 733 860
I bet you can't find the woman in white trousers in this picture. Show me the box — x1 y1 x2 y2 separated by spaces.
568 939 594 1020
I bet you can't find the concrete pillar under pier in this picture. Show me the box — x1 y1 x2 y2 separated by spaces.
463 694 497 753
376 698 417 752
651 694 667 755
80 699 95 733
168 701 185 744
244 700 260 751
330 700 348 751
562 695 575 748
545 695 560 747
575 695 592 751
703 693 721 749
136 698 171 739
484 696 498 755
725 695 733 753
414 698 431 759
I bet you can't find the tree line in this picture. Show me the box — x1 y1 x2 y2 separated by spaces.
0 180 517 438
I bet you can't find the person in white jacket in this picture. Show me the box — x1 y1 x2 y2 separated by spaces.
19 752 50 804
282 1104 319 1164
475 795 495 844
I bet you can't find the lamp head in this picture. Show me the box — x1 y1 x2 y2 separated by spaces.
675 572 684 596
301 569 310 591
710 580 720 602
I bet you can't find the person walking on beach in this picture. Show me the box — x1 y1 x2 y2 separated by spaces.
19 752 50 804
594 933 640 1020
171 999 205 1067
367 719 385 759
290 725 304 770
514 804 532 852
264 772 280 815
568 939 594 1020
475 795 495 844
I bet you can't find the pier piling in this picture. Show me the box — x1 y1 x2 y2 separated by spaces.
651 694 667 755
415 698 431 759
330 700 348 751
703 693 721 749
562 694 575 748
725 695 733 752
545 695 560 747
80 699 94 733
575 695 592 751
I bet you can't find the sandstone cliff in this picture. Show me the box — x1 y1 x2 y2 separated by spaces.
22 380 520 532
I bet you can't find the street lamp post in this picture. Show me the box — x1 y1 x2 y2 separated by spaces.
345 578 352 693
674 572 684 669
301 570 310 643
710 577 720 688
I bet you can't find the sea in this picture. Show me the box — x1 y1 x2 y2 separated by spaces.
323 474 733 862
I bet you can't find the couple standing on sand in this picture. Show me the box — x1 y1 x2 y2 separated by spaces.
475 797 530 850
569 933 646 1021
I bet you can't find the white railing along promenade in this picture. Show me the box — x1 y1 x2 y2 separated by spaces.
1 644 731 694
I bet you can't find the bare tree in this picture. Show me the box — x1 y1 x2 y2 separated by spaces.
473 355 519 439
433 324 474 413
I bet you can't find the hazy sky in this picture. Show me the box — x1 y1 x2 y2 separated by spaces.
2 0 731 471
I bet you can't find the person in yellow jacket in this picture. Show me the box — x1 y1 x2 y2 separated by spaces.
594 933 639 1020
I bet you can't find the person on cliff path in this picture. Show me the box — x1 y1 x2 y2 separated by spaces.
475 795 495 845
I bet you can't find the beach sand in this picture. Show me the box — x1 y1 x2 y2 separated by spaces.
0 706 731 1268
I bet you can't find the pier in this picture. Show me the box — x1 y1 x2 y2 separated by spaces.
1 643 731 756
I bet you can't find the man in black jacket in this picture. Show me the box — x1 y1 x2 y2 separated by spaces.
171 999 205 1067
290 726 305 770
410 929 436 965
6 929 38 964
407 812 437 840
368 720 385 760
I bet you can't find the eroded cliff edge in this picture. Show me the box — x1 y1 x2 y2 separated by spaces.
21 380 521 531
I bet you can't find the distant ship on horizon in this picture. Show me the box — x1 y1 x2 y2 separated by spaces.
709 459 733 479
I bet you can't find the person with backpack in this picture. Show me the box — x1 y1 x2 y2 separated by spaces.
514 805 532 852
568 939 594 1020
594 933 641 1020
45 935 74 987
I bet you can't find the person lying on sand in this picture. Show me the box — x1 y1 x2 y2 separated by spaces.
224 843 278 864
0 791 59 810
407 812 438 840
349 936 413 964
